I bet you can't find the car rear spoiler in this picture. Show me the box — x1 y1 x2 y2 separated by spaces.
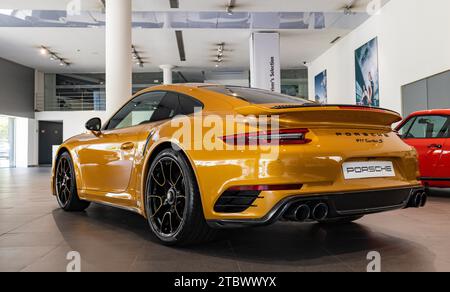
234 104 402 128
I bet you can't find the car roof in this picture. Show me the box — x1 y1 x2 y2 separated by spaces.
407 109 450 117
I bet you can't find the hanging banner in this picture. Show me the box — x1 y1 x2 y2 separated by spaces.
250 33 281 93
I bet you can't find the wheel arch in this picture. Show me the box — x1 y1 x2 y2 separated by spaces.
140 141 202 218
52 146 82 196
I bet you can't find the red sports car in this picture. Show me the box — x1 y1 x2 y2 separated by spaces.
396 109 450 188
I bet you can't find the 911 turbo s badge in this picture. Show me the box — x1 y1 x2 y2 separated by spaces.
336 132 389 143
342 161 396 179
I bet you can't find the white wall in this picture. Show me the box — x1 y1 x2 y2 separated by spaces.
14 117 38 167
308 0 450 115
35 111 108 141
14 118 28 167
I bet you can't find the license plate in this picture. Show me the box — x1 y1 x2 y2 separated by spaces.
342 161 395 180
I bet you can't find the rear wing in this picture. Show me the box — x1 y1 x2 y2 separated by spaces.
234 104 402 128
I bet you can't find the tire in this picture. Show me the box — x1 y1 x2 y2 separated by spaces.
54 152 90 212
145 149 215 246
318 215 364 225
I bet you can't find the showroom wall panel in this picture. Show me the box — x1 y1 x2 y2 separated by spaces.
307 0 450 116
0 57 35 118
427 71 450 110
401 79 428 117
402 70 450 116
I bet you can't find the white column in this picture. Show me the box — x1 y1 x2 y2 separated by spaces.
15 118 28 168
106 0 132 116
249 32 281 92
160 65 175 85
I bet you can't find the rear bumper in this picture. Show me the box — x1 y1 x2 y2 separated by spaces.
207 187 424 228
420 177 450 188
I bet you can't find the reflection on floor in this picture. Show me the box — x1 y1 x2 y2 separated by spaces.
0 167 449 272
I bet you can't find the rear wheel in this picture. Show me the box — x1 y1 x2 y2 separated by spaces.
54 152 90 212
145 149 215 246
318 215 364 225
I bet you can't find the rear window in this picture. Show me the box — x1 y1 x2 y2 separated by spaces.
203 86 313 105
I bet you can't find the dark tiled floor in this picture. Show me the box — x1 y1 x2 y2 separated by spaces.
1 167 449 272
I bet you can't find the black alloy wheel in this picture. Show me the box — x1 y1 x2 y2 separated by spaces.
148 156 186 237
145 149 215 245
55 152 90 212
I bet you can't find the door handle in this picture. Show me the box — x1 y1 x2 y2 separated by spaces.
428 144 443 149
121 142 135 151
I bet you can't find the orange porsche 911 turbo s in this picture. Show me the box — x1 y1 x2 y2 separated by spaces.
52 84 426 245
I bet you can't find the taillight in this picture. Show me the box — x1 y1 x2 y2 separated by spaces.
220 128 311 145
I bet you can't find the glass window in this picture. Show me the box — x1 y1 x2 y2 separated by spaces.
0 116 15 168
442 118 450 138
405 115 449 139
43 73 106 112
397 117 416 138
107 92 166 130
178 94 203 115
203 86 313 105
150 92 180 122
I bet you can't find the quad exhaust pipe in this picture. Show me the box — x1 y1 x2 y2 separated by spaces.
312 203 329 221
284 188 427 222
408 190 428 208
284 202 329 222
285 204 310 222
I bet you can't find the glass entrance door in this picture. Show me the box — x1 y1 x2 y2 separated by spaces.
0 116 15 168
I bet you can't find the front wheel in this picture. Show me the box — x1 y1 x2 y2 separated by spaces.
145 149 215 246
54 152 90 212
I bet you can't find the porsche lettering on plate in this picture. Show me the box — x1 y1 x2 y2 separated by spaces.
342 161 395 179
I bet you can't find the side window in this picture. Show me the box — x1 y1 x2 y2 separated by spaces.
398 117 416 138
406 115 448 139
107 92 166 130
443 117 449 138
178 94 203 115
150 92 180 122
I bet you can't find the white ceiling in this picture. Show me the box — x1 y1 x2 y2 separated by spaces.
0 0 389 73
0 0 381 12
0 27 351 73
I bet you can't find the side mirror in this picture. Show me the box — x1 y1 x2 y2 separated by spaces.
85 118 102 133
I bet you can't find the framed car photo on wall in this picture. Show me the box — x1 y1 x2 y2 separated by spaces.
355 37 380 107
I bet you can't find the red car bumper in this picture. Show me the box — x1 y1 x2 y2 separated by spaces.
421 178 450 188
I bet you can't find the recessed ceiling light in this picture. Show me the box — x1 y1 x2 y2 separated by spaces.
330 36 341 44
226 6 233 16
214 43 226 67
39 47 48 55
40 46 71 66
132 45 145 67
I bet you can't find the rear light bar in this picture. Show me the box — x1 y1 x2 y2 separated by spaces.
228 184 303 192
220 128 311 146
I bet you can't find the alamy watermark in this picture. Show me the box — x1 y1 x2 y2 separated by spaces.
66 251 81 272
367 251 381 272
169 111 295 160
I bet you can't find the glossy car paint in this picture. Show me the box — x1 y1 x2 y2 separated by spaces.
52 84 421 221
396 109 450 188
